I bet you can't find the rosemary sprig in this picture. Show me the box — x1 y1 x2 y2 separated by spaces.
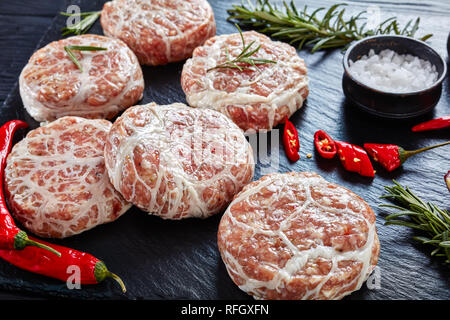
380 180 450 266
228 1 433 52
64 45 107 72
60 11 101 36
207 24 276 72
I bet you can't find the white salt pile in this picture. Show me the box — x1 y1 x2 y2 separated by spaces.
348 49 438 93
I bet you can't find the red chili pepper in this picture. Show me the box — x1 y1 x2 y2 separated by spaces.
0 236 126 292
283 117 300 162
362 144 400 172
364 141 450 172
0 120 59 255
314 130 337 159
353 144 375 177
335 141 375 177
445 171 450 192
412 115 450 132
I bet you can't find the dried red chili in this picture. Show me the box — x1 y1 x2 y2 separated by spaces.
283 117 300 162
0 236 126 292
314 130 337 159
412 115 450 132
0 120 59 255
335 141 375 177
364 141 450 172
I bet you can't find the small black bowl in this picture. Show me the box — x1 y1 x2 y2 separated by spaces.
342 35 447 119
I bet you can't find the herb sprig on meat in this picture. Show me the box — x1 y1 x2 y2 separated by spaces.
207 24 276 72
64 45 107 72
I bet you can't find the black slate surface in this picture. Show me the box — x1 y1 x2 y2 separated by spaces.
0 0 449 300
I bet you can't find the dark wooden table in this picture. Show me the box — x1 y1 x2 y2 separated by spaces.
0 0 449 300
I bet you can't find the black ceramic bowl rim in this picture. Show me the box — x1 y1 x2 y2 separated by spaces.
342 35 447 96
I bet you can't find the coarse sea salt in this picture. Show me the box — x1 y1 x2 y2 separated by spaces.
348 49 438 93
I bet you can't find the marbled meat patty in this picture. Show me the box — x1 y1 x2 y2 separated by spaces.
217 172 380 300
181 31 309 133
19 34 144 122
4 117 131 238
104 102 255 219
100 0 216 66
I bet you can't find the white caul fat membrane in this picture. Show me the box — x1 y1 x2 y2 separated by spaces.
19 34 144 122
182 31 309 133
104 102 255 219
4 117 131 238
218 172 379 300
101 0 216 65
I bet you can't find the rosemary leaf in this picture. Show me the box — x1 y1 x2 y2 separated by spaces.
439 241 450 248
431 247 441 256
311 35 335 53
64 45 107 72
60 11 101 17
384 220 429 231
412 236 432 243
64 46 82 71
384 211 422 220
65 45 107 52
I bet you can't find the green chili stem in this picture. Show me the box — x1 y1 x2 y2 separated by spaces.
401 141 450 162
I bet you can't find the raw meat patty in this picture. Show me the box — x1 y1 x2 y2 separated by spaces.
181 31 309 133
104 102 255 219
19 34 144 122
217 172 380 300
4 117 131 238
100 0 216 66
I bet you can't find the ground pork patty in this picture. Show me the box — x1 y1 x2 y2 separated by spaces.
104 102 255 219
100 0 216 66
19 34 144 122
181 31 309 133
4 117 131 238
218 172 380 300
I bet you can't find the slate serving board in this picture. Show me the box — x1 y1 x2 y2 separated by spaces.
0 0 449 300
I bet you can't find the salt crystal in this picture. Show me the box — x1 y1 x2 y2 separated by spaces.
348 49 438 92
